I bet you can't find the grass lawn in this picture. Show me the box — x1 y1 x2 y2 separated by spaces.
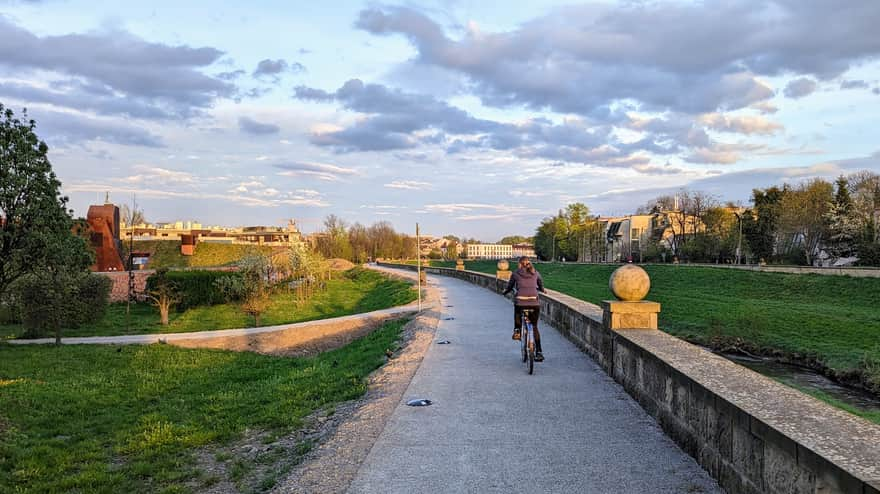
1 268 416 340
432 260 880 391
0 318 408 493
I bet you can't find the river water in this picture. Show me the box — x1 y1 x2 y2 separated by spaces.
720 352 880 414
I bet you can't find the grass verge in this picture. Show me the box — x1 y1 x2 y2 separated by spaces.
1 268 416 339
0 317 408 493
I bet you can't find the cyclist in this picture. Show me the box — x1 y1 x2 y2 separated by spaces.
502 256 545 362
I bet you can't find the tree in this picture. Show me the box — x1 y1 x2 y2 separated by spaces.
0 105 85 299
779 179 833 265
147 268 180 326
825 176 859 259
498 235 528 245
216 251 273 326
743 186 784 262
120 203 145 227
17 231 107 343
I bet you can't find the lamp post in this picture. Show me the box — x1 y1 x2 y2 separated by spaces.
734 211 743 265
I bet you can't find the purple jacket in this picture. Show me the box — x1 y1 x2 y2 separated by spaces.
503 268 545 306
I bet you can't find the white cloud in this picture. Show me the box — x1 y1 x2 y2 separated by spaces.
384 180 431 190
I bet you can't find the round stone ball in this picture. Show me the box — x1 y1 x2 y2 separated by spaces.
497 259 509 271
609 264 651 301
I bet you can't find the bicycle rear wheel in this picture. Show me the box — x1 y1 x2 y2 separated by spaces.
528 341 535 375
521 329 527 362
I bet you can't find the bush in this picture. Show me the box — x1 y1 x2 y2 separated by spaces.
18 272 111 338
146 270 238 309
855 242 880 267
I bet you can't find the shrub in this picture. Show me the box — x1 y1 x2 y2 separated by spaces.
18 272 111 339
146 270 238 309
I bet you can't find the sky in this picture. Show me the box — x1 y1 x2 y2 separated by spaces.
1 0 879 240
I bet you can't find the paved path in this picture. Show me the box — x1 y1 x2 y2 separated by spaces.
348 268 721 494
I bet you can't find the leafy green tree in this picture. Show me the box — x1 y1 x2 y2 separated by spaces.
498 235 528 245
779 179 833 265
1 104 87 298
215 252 273 326
743 186 785 262
147 268 180 326
17 232 107 342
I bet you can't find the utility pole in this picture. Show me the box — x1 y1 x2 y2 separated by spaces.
416 223 421 311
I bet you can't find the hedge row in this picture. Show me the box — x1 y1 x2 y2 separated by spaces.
145 270 239 309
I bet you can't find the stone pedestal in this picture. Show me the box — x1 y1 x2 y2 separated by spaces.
601 300 661 330
455 260 465 271
496 259 511 280
603 264 660 330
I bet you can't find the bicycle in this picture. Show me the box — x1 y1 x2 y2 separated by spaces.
520 309 536 375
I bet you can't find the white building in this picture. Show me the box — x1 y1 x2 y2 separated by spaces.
512 243 536 258
466 243 513 259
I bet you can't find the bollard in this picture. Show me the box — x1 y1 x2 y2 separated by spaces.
601 264 660 330
455 259 465 271
496 259 511 281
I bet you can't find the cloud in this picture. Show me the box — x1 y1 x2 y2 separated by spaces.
120 166 195 185
697 113 782 135
356 2 880 116
423 203 542 221
29 108 163 147
65 180 329 208
273 161 357 181
632 163 685 175
0 79 177 120
217 69 246 81
750 101 779 114
253 59 287 77
783 77 818 99
238 116 280 135
295 78 501 152
840 79 869 90
252 59 304 83
0 17 233 119
384 180 431 190
296 80 662 168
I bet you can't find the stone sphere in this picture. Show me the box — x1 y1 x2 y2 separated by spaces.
609 264 651 301
497 259 509 271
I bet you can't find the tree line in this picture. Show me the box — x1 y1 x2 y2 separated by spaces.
532 172 880 266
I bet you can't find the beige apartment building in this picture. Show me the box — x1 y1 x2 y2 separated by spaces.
467 243 513 259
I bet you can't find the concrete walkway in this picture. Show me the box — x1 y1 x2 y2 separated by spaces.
348 268 721 494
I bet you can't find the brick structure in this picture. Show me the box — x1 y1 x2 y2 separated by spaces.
86 204 125 272
100 270 152 302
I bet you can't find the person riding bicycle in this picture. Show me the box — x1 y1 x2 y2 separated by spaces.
502 256 545 362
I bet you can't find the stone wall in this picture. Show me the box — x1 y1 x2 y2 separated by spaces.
379 262 880 494
98 270 153 302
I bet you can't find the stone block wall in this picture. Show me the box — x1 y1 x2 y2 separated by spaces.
379 262 880 494
98 270 153 302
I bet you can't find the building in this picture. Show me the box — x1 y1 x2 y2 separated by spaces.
122 219 304 247
466 243 513 259
512 243 536 258
86 203 125 271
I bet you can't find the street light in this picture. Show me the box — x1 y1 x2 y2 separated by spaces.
733 211 743 265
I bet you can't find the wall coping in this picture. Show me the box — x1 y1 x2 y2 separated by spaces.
379 262 880 490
